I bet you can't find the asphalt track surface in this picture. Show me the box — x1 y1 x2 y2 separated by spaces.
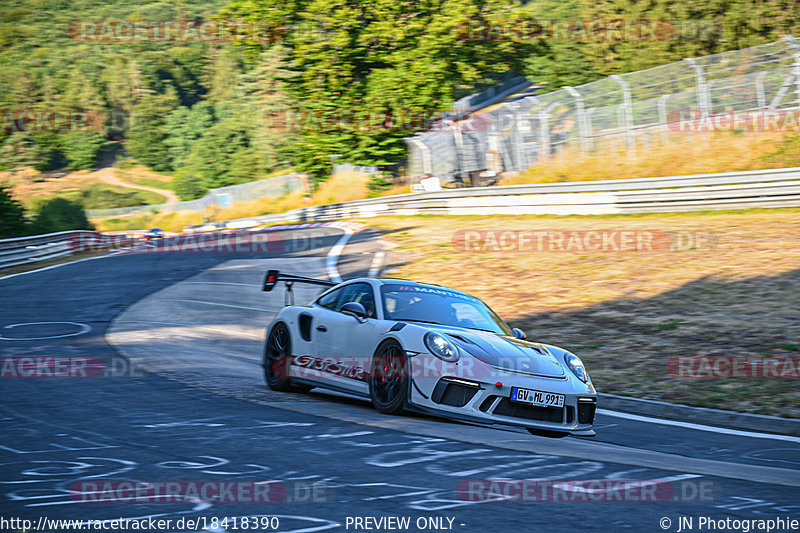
1 226 798 533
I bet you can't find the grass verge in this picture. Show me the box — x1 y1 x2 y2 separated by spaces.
503 130 799 185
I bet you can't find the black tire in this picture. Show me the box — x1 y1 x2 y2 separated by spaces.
369 340 408 414
526 427 570 438
263 322 313 393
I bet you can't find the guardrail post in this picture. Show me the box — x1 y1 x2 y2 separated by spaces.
755 71 767 110
785 36 800 108
537 104 551 163
408 138 433 176
585 108 597 150
611 75 636 153
658 93 671 145
563 86 589 155
446 120 464 177
684 58 712 115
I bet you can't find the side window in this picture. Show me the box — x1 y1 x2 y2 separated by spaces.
335 283 376 318
317 287 344 310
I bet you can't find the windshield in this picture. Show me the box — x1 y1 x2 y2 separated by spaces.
380 284 512 335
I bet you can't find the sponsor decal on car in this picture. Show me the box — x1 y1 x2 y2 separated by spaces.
291 355 368 381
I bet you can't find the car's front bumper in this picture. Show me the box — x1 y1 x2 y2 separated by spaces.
407 360 596 435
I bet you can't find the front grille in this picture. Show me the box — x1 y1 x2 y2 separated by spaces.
479 395 499 412
566 406 574 424
493 398 564 423
578 402 596 424
432 381 479 407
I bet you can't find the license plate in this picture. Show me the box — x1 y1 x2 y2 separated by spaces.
511 387 564 408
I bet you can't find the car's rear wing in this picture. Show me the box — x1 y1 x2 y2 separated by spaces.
262 269 337 305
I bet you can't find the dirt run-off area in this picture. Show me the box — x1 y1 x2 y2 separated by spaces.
366 209 800 418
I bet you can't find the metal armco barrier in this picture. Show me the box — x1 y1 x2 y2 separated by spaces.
5 167 800 269
210 166 800 229
0 231 133 271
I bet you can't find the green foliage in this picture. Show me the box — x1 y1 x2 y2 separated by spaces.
0 133 53 171
0 185 28 238
74 184 148 210
366 171 394 197
58 131 107 170
581 0 800 77
2 0 799 198
174 168 208 200
220 0 535 178
31 197 93 234
126 91 180 171
164 102 216 169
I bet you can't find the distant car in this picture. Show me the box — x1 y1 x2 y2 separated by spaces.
261 271 597 437
142 228 164 241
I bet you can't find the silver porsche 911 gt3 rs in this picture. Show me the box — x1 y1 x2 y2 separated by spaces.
261 270 597 437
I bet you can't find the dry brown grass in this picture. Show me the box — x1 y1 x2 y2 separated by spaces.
504 130 792 185
1 168 101 207
0 165 174 207
92 171 372 231
94 210 205 232
365 209 800 417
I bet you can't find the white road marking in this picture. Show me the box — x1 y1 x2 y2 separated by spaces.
177 299 272 313
597 409 800 443
326 227 355 283
0 255 109 283
0 321 91 341
114 320 265 339
368 252 385 278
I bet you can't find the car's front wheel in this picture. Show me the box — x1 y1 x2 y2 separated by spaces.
369 340 408 414
264 322 312 393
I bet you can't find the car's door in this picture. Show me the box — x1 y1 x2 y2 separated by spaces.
312 282 382 394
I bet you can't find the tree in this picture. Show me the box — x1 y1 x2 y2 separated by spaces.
181 116 252 189
31 198 93 234
58 131 106 170
126 90 180 171
0 186 28 238
220 0 535 179
163 102 216 169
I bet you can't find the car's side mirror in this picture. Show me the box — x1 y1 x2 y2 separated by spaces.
341 302 368 320
512 327 527 340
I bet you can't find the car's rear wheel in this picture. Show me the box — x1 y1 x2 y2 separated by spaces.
369 340 408 414
264 322 312 393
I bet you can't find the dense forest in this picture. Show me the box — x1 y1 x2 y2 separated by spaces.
1 0 798 200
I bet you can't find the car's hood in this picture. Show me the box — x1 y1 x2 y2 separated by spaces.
427 325 566 378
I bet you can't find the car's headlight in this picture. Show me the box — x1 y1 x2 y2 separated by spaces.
564 352 589 383
424 332 459 362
